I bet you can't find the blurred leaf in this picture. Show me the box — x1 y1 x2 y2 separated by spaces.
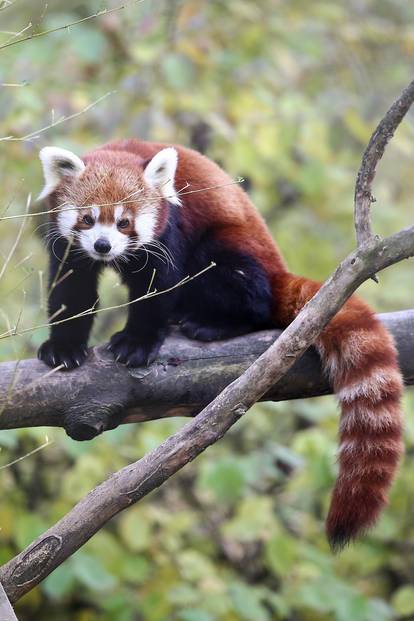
177 550 216 582
265 533 298 577
222 496 276 542
71 553 117 591
118 507 151 552
229 583 270 621
0 431 19 449
178 609 215 621
162 53 196 89
198 458 247 504
366 599 394 621
344 109 372 145
69 28 107 63
120 555 151 583
43 562 77 599
391 586 414 616
14 513 47 549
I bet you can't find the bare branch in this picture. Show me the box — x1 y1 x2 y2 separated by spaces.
354 79 414 246
0 0 146 52
0 311 412 435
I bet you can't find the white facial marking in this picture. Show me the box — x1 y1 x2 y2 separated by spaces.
79 226 129 261
75 205 130 262
144 147 181 206
135 209 157 246
57 206 78 238
38 146 85 201
114 205 123 221
56 201 160 262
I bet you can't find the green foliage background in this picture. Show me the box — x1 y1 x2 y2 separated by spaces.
1 1 414 619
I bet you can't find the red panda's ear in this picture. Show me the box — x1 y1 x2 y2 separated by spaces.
143 147 181 206
38 146 85 201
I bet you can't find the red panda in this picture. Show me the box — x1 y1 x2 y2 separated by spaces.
37 139 403 549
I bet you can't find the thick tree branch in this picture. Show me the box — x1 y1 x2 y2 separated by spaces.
1 81 414 603
0 310 413 437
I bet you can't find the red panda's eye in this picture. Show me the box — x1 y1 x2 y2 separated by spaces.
82 214 94 226
118 218 130 229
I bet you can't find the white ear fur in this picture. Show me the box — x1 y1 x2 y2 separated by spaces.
38 146 85 201
143 147 180 206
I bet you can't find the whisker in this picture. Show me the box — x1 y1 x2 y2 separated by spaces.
131 248 150 274
145 241 176 270
143 247 168 265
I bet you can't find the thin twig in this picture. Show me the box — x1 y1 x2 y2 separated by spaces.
0 0 146 52
0 262 216 340
0 0 16 11
0 92 114 142
0 179 243 222
0 21 32 46
49 237 73 292
177 178 244 199
0 194 30 282
0 436 52 470
0 81 28 87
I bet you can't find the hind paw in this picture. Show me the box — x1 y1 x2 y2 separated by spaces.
180 320 251 342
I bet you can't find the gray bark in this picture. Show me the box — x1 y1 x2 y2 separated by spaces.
0 583 18 621
354 80 414 247
0 311 413 439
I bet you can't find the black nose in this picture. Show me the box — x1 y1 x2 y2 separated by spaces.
94 238 111 254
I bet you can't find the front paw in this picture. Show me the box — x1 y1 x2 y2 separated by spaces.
38 339 88 370
108 330 163 367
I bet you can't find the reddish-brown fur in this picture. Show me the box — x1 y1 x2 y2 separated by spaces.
273 273 403 547
69 139 404 548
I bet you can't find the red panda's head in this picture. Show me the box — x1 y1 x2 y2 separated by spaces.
38 146 180 262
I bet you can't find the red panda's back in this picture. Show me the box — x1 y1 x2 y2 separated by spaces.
98 139 287 277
